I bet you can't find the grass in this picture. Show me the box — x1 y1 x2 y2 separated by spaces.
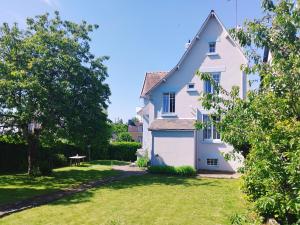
1 174 248 225
0 160 127 205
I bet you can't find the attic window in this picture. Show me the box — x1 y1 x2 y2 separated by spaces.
209 42 216 53
187 83 196 91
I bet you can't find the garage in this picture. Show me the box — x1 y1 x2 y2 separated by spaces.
151 129 196 167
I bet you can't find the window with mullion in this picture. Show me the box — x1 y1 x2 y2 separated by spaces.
162 92 175 113
203 115 220 141
204 73 220 94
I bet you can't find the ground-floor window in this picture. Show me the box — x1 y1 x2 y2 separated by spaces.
207 158 218 166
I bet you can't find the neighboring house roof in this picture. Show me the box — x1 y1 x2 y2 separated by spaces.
149 119 196 131
140 72 168 97
140 10 247 98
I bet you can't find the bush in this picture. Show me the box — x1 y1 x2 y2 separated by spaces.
136 157 148 167
108 142 141 161
116 132 133 142
53 153 68 168
148 165 196 176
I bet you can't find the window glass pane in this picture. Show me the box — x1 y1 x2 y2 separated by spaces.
204 80 211 93
170 92 175 113
203 115 211 139
188 83 195 89
209 42 216 53
207 158 218 166
212 116 220 139
163 93 169 113
210 73 220 94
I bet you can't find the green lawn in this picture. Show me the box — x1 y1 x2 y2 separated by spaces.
0 160 126 205
1 175 248 225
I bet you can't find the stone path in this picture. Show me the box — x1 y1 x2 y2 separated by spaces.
0 165 146 218
197 170 241 179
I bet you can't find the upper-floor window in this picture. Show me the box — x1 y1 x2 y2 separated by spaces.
204 73 220 94
203 115 220 140
209 42 216 53
163 92 175 113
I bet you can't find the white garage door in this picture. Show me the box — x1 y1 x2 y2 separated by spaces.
152 131 195 167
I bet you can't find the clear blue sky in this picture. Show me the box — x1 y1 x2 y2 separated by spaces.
0 0 264 122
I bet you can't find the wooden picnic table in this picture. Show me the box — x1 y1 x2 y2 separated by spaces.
69 155 86 166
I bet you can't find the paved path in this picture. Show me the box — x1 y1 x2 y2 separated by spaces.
197 170 241 179
0 165 146 218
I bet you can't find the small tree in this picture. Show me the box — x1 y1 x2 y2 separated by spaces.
117 132 134 142
197 0 300 223
0 12 111 175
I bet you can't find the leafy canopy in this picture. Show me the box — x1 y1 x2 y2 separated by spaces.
0 11 111 148
198 0 300 224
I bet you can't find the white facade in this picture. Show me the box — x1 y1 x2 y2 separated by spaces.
140 11 247 172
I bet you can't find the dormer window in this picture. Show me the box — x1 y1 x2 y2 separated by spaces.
209 42 216 53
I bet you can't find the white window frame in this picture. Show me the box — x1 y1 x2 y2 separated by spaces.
187 83 196 91
162 92 175 114
202 114 221 142
207 158 218 166
203 72 220 94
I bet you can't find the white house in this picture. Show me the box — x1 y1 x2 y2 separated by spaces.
139 10 247 172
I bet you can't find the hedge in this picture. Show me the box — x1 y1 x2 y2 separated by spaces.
148 165 197 176
107 142 142 161
0 140 141 172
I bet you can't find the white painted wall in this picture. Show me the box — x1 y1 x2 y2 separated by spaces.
150 16 247 120
141 13 247 172
151 131 195 167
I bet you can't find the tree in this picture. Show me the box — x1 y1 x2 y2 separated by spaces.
197 0 300 223
0 12 111 175
111 121 127 136
116 132 134 142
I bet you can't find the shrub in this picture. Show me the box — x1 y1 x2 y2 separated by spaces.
148 165 196 176
108 142 141 161
53 153 68 168
116 132 134 142
136 157 148 168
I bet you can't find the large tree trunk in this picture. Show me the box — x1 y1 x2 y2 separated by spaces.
27 134 40 175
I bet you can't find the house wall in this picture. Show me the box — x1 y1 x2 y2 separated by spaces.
142 14 247 172
150 16 247 119
151 131 195 167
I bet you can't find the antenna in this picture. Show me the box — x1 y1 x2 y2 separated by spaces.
228 0 238 28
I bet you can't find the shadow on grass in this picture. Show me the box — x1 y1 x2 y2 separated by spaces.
0 160 123 206
49 174 220 206
107 173 220 190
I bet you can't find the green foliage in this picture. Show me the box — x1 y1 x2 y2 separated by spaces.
148 165 196 177
39 160 53 176
52 153 68 168
111 123 127 135
0 11 111 174
108 142 141 161
136 157 148 168
198 1 300 224
116 132 134 142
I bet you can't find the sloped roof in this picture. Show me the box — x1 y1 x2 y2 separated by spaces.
149 119 196 131
140 10 247 98
140 72 168 97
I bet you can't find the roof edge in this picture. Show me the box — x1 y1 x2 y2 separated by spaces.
143 10 248 97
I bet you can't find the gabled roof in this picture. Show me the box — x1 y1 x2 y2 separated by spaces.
149 119 196 131
141 10 247 98
140 72 168 97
